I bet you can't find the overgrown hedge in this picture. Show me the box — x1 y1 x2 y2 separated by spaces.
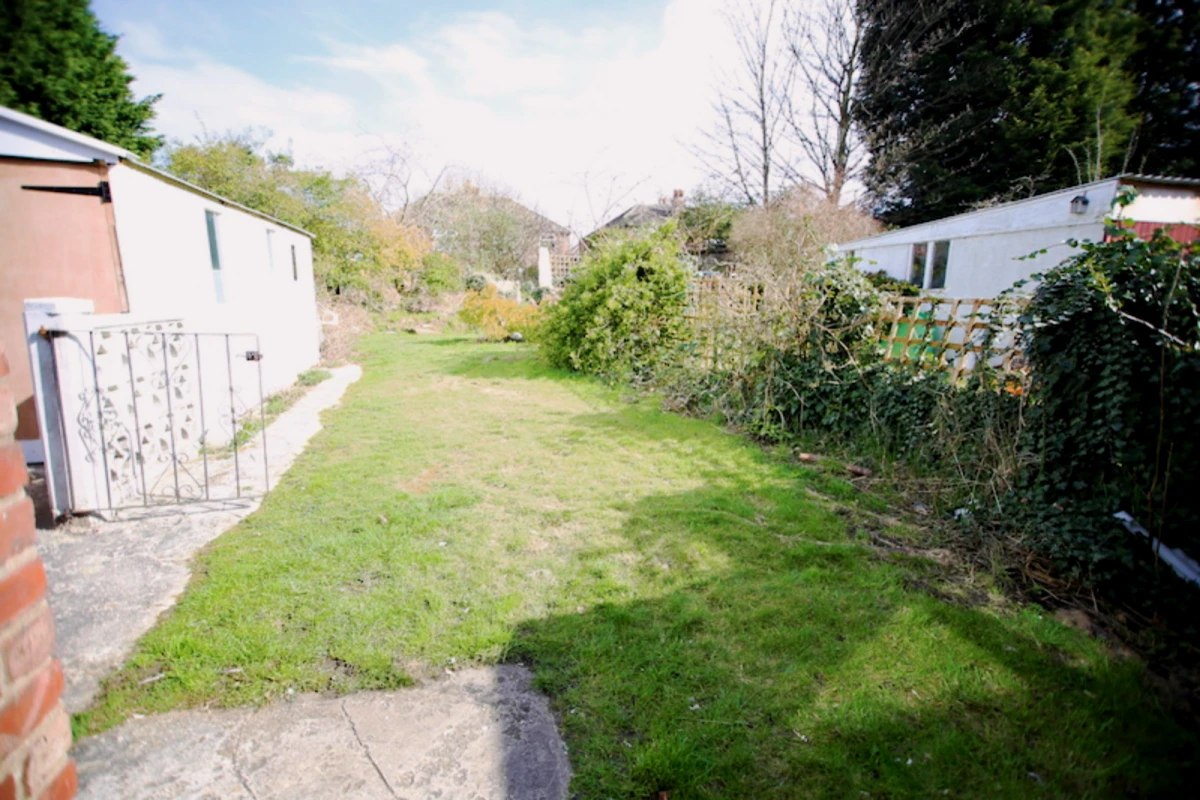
1017 222 1200 585
663 260 1026 518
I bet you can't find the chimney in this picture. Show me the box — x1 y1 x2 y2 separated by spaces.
672 189 684 208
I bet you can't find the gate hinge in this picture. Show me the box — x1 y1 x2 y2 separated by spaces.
245 351 264 361
22 180 112 203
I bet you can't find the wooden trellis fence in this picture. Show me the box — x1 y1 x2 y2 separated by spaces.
550 253 582 284
685 276 1025 381
877 295 1025 382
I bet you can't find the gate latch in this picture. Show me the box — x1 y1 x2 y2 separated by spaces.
245 351 264 361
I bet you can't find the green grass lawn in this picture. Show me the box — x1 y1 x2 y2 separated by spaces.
77 335 1195 798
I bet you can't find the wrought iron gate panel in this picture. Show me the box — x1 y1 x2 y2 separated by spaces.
43 321 269 513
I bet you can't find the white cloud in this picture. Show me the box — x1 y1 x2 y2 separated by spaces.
426 12 578 97
116 0 743 231
132 60 359 152
304 43 430 90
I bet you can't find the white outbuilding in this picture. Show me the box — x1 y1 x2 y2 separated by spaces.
1 105 328 516
836 175 1200 298
1 105 321 467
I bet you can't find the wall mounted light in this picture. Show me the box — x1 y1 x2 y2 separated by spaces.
1070 194 1090 214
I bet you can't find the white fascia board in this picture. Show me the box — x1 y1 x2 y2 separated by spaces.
0 104 132 163
840 178 1122 250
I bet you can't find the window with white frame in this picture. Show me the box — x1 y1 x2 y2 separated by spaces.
929 240 950 289
206 210 224 303
908 240 951 289
908 243 927 286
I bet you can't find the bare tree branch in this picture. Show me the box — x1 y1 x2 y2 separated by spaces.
693 0 794 206
575 168 651 237
781 0 865 205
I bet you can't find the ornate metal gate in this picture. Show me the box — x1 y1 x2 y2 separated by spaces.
34 318 269 515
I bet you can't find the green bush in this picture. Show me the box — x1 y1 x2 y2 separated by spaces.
417 252 463 296
664 193 1200 617
540 224 692 381
465 273 488 292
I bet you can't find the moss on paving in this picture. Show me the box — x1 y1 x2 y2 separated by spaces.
77 336 1196 798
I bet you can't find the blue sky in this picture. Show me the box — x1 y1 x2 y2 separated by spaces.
90 0 736 229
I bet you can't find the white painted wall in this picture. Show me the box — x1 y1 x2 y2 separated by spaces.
1121 183 1200 224
106 163 320 395
840 177 1200 298
841 179 1119 297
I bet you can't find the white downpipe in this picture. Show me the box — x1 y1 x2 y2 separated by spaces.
1115 511 1200 587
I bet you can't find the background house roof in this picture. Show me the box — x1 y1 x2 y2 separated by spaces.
409 187 570 236
591 190 686 238
596 203 675 232
490 195 571 235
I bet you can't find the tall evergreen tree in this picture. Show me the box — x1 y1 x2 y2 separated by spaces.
0 0 162 157
1127 0 1199 176
855 0 1137 226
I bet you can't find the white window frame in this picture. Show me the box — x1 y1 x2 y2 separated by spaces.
206 210 225 304
910 240 951 290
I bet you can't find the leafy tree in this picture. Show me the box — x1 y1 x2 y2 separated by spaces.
411 181 552 284
677 196 740 262
163 133 428 295
855 0 1138 226
417 251 464 296
0 0 161 156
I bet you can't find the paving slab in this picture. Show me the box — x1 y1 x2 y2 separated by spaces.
38 365 362 712
74 666 570 800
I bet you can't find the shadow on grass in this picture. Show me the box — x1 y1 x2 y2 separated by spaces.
506 481 1197 799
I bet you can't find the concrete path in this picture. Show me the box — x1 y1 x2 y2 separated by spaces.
38 365 362 713
73 666 570 800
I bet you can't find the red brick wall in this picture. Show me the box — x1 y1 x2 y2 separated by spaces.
0 345 75 799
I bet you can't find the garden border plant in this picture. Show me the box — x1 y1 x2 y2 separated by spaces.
459 284 543 342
